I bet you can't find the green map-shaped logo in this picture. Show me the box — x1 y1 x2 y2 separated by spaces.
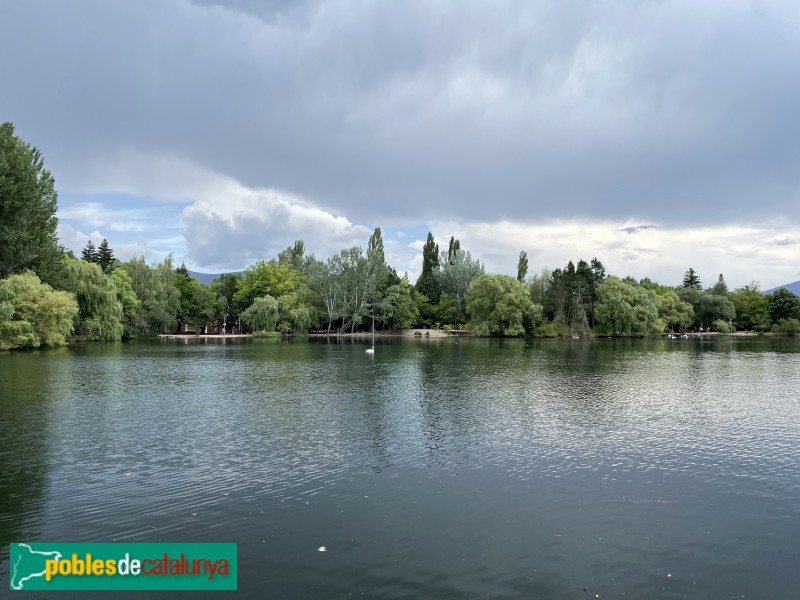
10 543 63 590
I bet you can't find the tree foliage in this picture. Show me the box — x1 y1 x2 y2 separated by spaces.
467 274 538 337
121 256 180 334
0 122 62 283
61 258 124 341
730 282 769 331
175 270 217 331
436 245 484 327
235 258 302 311
242 295 280 332
415 232 440 304
682 268 702 290
676 286 735 329
0 272 78 350
517 250 528 282
768 288 800 323
594 277 660 336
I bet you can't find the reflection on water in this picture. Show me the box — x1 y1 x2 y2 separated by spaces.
1 336 799 598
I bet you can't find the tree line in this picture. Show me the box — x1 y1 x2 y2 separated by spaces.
2 121 800 350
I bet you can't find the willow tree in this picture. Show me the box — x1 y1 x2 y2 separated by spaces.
594 277 660 336
62 258 123 341
242 295 280 332
0 272 78 350
466 274 538 337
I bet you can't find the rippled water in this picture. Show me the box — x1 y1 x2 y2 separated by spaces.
2 336 800 598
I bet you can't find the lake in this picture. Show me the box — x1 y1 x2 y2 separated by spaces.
1 336 799 598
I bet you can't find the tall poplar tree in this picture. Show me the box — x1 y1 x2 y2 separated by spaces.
517 251 528 282
415 231 440 303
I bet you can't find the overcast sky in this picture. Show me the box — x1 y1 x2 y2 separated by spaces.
2 0 799 289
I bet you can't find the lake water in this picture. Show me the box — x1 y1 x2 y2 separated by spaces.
1 336 800 598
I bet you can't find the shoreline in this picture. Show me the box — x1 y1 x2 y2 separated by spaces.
156 330 777 341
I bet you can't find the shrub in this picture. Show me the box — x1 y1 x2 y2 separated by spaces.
712 319 730 334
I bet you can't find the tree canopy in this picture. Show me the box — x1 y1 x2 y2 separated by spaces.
0 122 62 283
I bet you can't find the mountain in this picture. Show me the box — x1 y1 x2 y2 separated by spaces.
188 270 242 285
764 280 800 295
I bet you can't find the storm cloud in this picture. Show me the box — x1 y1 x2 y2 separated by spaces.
3 0 799 284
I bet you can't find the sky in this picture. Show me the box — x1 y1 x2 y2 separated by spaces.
2 0 799 289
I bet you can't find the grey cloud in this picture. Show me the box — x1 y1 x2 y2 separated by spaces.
769 237 797 246
2 0 800 229
618 225 660 234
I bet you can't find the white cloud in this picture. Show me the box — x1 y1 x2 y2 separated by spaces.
431 219 800 290
181 180 372 271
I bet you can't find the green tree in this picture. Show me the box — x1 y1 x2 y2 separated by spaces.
234 258 302 311
307 255 344 333
242 295 280 332
594 277 659 336
415 232 440 304
81 240 97 263
654 288 694 333
0 122 63 282
527 267 552 307
676 286 735 329
0 272 78 350
682 268 702 290
61 258 124 341
710 273 728 296
277 239 307 273
210 273 242 328
516 250 528 282
466 274 538 337
122 256 180 334
769 288 800 323
436 246 484 327
382 276 420 329
109 268 140 338
730 282 770 331
175 270 217 332
96 239 115 273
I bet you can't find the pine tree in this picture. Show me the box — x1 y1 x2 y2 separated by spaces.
81 240 97 263
96 239 115 273
682 268 702 290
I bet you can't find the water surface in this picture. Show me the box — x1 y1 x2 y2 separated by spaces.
1 336 799 598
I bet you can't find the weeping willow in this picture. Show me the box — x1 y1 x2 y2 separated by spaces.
0 272 78 350
62 258 124 341
242 295 280 333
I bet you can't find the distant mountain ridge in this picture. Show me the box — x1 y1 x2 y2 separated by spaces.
187 270 242 285
764 280 800 295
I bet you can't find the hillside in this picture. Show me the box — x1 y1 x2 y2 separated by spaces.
188 270 242 285
764 280 800 295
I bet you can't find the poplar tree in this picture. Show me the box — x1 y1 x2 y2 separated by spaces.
517 251 528 282
415 232 440 303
